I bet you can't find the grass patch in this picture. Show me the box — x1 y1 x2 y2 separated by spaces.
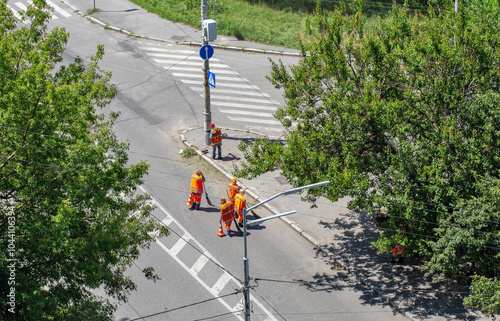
129 0 313 49
128 0 397 48
86 8 101 14
181 147 198 158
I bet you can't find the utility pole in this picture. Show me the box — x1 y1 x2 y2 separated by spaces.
242 181 330 320
201 0 212 146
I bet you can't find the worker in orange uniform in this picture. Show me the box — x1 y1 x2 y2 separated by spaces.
228 178 240 205
209 123 222 160
219 197 235 237
234 189 246 228
187 170 205 211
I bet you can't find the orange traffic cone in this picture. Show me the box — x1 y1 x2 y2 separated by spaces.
186 194 193 206
217 222 225 237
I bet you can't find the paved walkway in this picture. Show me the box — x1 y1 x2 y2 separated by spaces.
63 1 492 320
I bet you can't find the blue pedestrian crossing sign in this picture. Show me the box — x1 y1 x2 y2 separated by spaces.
207 71 216 88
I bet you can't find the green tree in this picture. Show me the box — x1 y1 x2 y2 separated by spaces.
234 1 500 315
0 1 167 320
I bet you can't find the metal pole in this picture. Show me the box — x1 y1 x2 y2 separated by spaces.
241 180 330 321
201 0 211 146
243 207 251 321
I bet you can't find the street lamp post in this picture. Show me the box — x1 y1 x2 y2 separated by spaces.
241 181 330 320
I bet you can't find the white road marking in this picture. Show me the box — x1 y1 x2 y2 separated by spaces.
245 124 286 132
191 255 209 275
211 95 279 105
7 5 22 20
228 116 282 125
172 72 246 82
139 47 196 54
169 234 189 256
211 272 232 296
46 0 71 17
138 185 279 321
161 216 173 226
154 59 229 69
213 101 278 111
146 52 221 62
181 79 259 90
166 66 238 75
220 109 275 118
26 0 57 19
14 2 28 11
189 87 270 97
155 240 244 320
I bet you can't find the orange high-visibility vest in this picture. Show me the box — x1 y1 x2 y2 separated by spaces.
234 193 246 216
220 201 234 223
228 183 239 202
190 174 204 194
211 127 222 146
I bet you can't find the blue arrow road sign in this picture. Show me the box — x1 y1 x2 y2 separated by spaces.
208 71 215 88
199 44 214 60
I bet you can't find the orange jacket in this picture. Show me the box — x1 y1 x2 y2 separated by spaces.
228 183 239 202
210 127 222 146
190 174 204 194
234 193 246 216
220 201 235 223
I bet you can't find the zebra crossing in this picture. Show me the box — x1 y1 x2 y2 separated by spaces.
7 0 73 22
141 186 279 321
139 45 285 134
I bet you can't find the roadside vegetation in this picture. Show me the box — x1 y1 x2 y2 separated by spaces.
0 2 167 320
130 0 500 317
229 0 499 317
128 0 442 49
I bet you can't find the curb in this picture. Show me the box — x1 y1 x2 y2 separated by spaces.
180 128 420 321
57 3 463 320
63 1 301 57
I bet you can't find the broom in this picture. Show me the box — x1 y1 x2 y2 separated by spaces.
203 181 214 206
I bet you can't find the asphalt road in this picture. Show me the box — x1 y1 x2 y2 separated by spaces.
9 1 408 320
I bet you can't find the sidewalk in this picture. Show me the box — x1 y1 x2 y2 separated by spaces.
182 128 490 321
63 1 492 320
65 0 301 56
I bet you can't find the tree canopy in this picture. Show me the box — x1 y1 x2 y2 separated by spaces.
0 1 167 320
235 0 500 316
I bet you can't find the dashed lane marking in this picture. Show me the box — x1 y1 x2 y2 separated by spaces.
138 185 279 321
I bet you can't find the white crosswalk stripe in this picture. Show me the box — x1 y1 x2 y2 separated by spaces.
140 46 284 133
172 72 248 82
213 102 277 111
9 0 72 21
46 0 71 18
7 4 22 20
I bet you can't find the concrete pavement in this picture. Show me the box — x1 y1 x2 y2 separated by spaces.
62 1 492 320
182 128 490 321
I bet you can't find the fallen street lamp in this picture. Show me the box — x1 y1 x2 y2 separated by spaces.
241 180 330 321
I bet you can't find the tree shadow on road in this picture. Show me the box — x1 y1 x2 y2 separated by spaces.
312 209 488 321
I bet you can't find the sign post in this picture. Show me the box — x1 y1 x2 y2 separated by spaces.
201 0 211 146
